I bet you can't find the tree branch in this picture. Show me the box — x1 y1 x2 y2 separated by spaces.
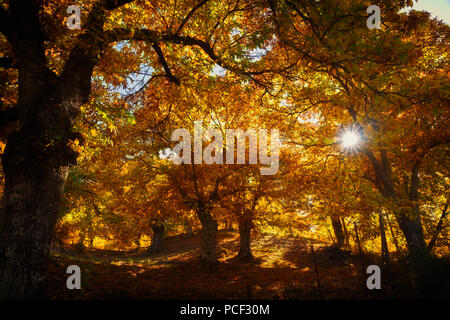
176 0 209 34
104 29 282 77
103 0 136 10
59 0 136 116
427 199 449 252
363 149 396 199
151 43 180 85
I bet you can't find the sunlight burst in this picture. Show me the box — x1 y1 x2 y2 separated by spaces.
340 130 360 150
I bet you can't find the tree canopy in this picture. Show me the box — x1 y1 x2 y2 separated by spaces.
0 0 448 299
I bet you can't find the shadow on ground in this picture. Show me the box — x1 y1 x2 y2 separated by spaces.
45 231 424 299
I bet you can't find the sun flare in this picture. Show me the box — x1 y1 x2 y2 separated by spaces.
340 130 360 149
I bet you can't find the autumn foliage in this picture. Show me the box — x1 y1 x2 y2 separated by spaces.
0 0 449 299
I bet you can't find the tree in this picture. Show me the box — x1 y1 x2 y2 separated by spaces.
266 0 449 260
0 0 276 298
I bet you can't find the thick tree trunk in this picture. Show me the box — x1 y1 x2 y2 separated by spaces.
197 211 218 265
331 216 345 249
395 209 427 259
0 87 77 299
365 150 427 259
0 134 70 298
0 0 118 299
149 222 164 255
237 218 253 261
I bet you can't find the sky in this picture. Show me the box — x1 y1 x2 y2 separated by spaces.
406 0 450 24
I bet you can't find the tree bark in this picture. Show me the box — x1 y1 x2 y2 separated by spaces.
0 44 81 298
237 217 253 261
353 223 366 276
331 216 345 249
364 149 427 259
327 229 335 243
197 211 218 265
395 209 426 259
379 210 390 268
134 234 141 250
0 0 218 298
427 200 448 253
341 217 350 248
385 213 400 253
76 230 86 251
0 124 71 298
0 2 90 298
149 222 164 255
184 218 193 235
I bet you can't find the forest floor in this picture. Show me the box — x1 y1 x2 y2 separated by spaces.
44 231 422 299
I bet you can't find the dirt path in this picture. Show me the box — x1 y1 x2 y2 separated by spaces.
46 231 416 299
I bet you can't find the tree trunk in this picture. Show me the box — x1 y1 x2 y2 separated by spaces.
341 217 350 248
197 211 218 265
0 73 78 298
0 140 70 299
327 229 335 243
134 233 141 249
385 213 400 253
395 209 427 259
149 222 164 255
184 218 193 235
364 149 428 260
353 223 366 276
88 235 94 248
427 200 448 253
0 0 117 299
331 216 345 249
237 217 253 261
76 230 86 251
379 210 390 268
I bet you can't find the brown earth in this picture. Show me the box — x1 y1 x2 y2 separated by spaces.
44 231 418 299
